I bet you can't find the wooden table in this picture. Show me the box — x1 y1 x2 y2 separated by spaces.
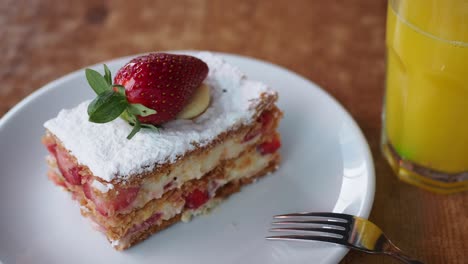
1 1 466 263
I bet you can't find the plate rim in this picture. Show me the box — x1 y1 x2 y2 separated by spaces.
0 50 375 263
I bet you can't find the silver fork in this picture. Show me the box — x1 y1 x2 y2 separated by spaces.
266 212 424 264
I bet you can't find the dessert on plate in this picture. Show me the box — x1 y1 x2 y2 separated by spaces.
42 52 282 250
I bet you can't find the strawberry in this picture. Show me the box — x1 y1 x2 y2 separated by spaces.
114 53 208 125
259 110 275 131
84 53 208 139
184 189 209 209
83 182 108 216
43 137 85 186
127 212 162 234
243 110 275 142
42 136 57 156
257 134 281 155
47 171 67 188
83 181 140 217
55 146 82 186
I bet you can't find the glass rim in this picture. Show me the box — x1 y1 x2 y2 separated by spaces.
389 1 468 47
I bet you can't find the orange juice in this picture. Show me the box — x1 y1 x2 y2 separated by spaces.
383 0 468 193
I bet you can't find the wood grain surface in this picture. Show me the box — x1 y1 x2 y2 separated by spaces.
1 0 466 263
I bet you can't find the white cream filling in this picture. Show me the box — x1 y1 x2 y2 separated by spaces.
123 135 256 212
181 198 223 222
112 150 274 248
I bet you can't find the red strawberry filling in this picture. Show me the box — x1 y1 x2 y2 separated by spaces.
47 171 66 188
42 137 57 156
243 110 275 142
44 137 141 216
52 145 82 186
83 181 140 217
243 128 261 142
184 189 210 210
257 135 281 155
43 137 82 186
43 136 141 216
259 110 275 130
163 180 175 191
127 212 162 235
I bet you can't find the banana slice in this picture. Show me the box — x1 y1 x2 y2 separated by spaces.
177 83 211 119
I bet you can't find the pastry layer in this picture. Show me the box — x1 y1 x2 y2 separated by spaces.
43 106 282 217
45 140 279 242
111 153 280 250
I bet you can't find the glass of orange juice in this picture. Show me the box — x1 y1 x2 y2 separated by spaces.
382 0 468 193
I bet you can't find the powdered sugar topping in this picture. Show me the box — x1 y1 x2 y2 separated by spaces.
44 52 276 183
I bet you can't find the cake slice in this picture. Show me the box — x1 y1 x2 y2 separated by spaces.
42 52 282 250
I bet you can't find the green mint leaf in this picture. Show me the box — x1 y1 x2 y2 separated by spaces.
127 118 141 139
88 90 128 123
85 68 110 95
128 103 156 117
103 64 112 86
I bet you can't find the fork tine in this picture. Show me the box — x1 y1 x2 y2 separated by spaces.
270 227 345 236
267 213 424 263
273 212 353 222
266 235 347 246
272 220 348 229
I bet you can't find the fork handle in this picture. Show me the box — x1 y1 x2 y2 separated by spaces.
385 245 424 264
388 252 424 264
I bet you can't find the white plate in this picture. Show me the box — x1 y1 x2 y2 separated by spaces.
0 52 374 264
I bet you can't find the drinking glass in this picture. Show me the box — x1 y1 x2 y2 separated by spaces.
382 0 468 193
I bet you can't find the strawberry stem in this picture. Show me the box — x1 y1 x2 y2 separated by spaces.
127 118 141 139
